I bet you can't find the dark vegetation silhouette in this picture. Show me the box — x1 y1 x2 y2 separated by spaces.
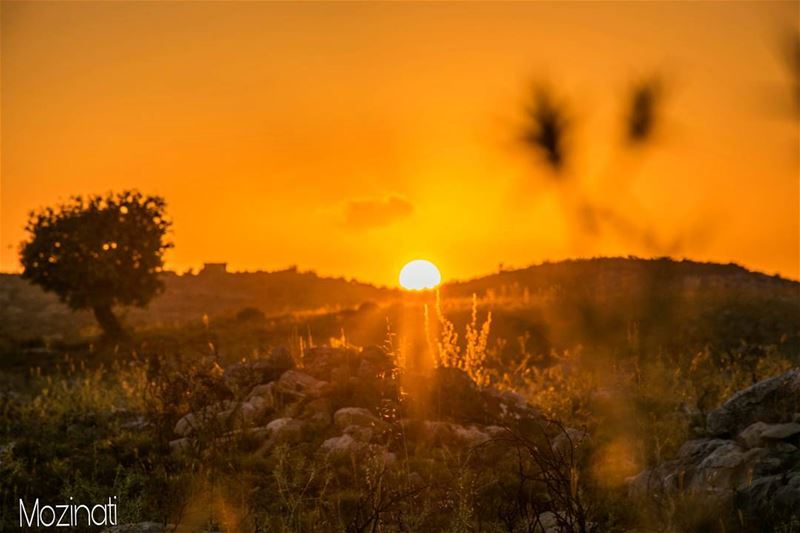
522 85 571 175
624 77 662 146
19 190 172 338
518 75 679 255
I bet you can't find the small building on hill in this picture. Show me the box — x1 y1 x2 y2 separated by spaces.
200 263 227 276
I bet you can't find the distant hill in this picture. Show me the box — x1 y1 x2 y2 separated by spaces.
1 258 797 356
440 257 799 360
0 267 399 344
444 257 796 298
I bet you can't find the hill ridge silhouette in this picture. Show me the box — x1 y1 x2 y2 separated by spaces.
1 256 797 344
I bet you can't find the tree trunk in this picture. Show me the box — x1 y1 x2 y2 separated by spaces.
93 305 124 338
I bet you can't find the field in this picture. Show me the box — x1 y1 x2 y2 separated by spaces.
1 257 799 532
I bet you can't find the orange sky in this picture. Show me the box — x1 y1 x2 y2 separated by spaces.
2 1 798 286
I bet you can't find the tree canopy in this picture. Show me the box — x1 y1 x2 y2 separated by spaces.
20 191 172 336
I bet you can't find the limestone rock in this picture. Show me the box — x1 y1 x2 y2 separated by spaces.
276 370 328 399
552 427 590 459
343 424 373 443
628 369 800 525
174 400 236 437
689 441 747 491
266 417 305 445
422 421 490 448
738 421 770 449
320 434 364 458
169 437 191 453
300 397 333 430
706 369 800 437
760 422 800 441
247 382 276 403
334 407 386 432
320 434 395 465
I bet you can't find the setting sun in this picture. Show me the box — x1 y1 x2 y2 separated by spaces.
399 259 442 290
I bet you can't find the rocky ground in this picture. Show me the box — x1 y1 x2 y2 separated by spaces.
101 346 799 532
628 369 800 529
106 345 593 532
168 345 557 469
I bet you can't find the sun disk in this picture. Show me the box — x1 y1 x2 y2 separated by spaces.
399 259 441 290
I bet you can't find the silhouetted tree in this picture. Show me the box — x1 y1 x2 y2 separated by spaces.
20 191 172 337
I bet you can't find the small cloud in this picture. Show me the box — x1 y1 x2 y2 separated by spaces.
343 195 413 230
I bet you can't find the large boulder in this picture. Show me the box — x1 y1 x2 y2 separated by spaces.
735 469 800 522
706 369 800 437
688 441 750 491
629 369 800 527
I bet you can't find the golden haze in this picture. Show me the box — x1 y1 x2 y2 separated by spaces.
1 1 798 285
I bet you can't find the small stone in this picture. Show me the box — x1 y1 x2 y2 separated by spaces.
246 395 271 418
553 427 590 458
343 424 373 443
169 438 190 453
320 434 364 458
738 421 770 449
334 407 386 431
369 445 397 465
760 422 800 441
421 421 490 448
174 413 197 437
451 424 491 447
301 397 333 429
248 382 276 403
277 370 328 398
769 442 798 453
174 401 236 436
485 425 507 438
266 417 305 444
536 512 559 533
